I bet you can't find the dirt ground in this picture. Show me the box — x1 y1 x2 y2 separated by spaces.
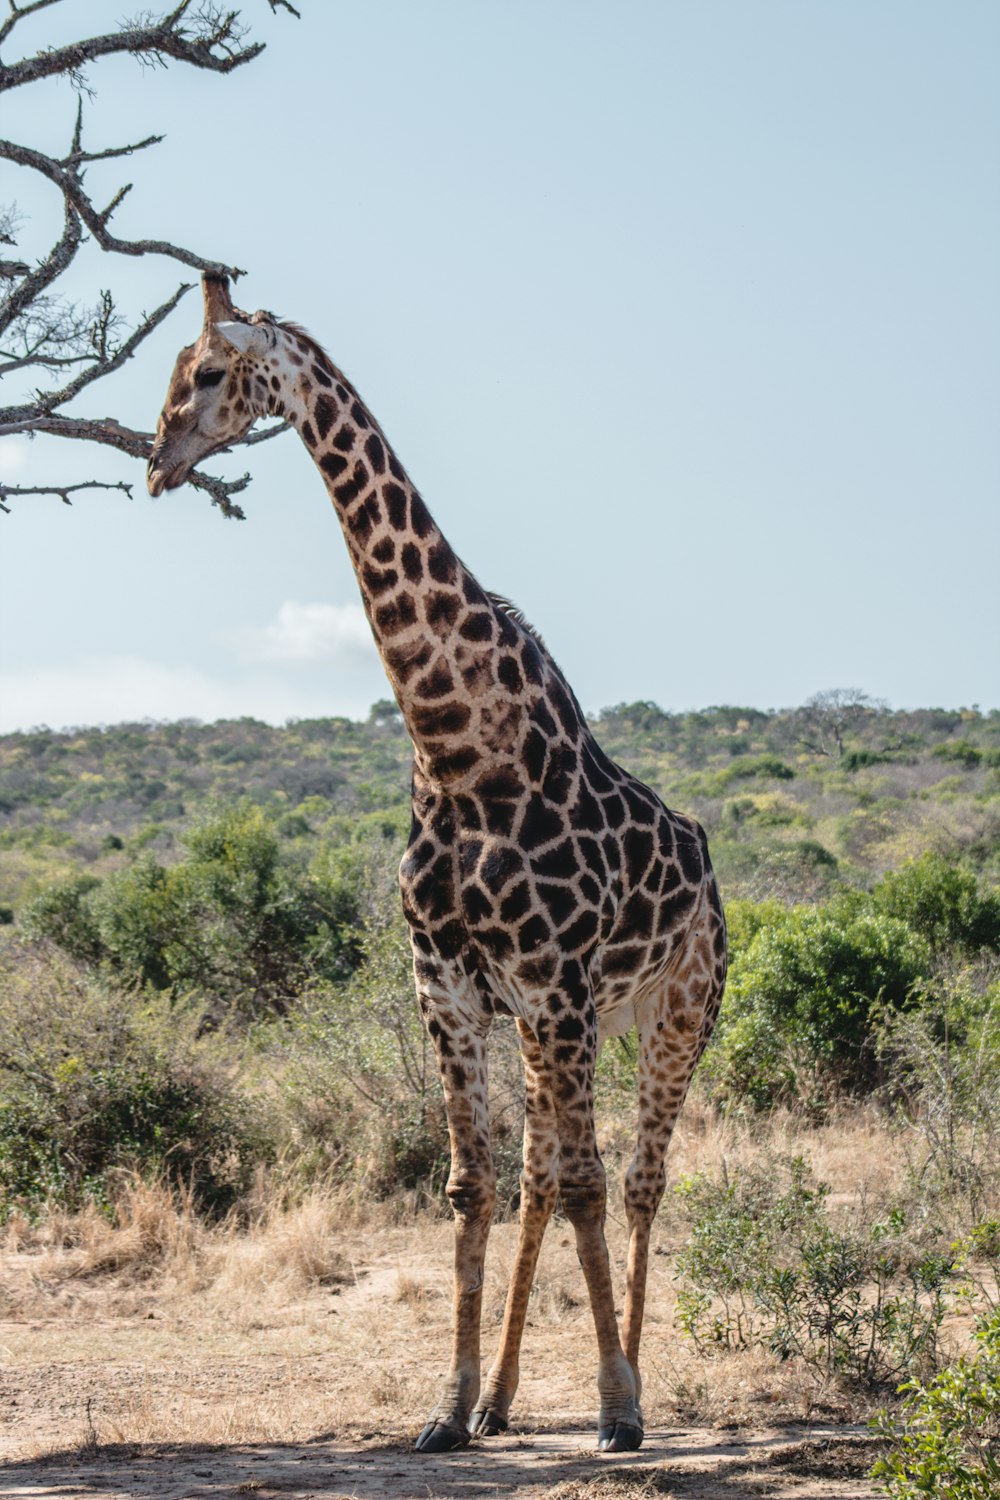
0 1424 881 1500
0 1201 885 1500
1 1111 914 1498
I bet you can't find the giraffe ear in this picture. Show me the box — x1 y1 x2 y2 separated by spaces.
214 321 271 358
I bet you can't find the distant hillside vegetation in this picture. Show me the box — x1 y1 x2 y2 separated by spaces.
1 696 998 913
1 694 998 1218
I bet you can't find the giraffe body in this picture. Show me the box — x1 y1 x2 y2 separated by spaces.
149 276 727 1454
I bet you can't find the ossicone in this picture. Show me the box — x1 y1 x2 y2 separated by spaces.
202 271 235 324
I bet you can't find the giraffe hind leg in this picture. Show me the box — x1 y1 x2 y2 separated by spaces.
621 930 726 1409
536 985 642 1451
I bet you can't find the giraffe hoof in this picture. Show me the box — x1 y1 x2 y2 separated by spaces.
415 1420 471 1453
468 1406 508 1437
598 1420 644 1453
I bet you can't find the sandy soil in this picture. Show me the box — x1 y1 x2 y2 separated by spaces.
0 1424 881 1500
2 1111 915 1499
0 1210 883 1500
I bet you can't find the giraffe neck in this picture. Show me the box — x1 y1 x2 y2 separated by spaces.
260 325 537 785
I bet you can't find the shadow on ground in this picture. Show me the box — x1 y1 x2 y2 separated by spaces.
0 1425 881 1500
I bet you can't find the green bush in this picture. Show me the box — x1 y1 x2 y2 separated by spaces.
0 945 268 1217
843 750 893 771
875 977 1000 1224
871 1307 1000 1500
21 804 371 1021
869 854 1000 956
718 754 796 785
20 874 103 963
674 1157 956 1390
707 903 930 1105
932 741 984 770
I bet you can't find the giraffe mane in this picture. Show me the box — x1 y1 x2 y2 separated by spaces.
269 317 371 409
486 592 590 726
486 592 548 653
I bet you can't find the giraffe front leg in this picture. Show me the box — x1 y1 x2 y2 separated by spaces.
470 1018 559 1438
415 991 495 1454
538 990 642 1452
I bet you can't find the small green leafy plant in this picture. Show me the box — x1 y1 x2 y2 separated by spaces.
674 1157 957 1390
871 1308 1000 1500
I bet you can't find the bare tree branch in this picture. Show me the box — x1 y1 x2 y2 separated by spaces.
0 351 87 375
0 135 244 276
0 413 265 518
243 419 291 446
0 2 299 517
0 411 152 452
22 280 192 414
64 133 164 166
188 467 249 519
0 476 132 513
0 1 64 51
0 197 81 337
0 6 267 92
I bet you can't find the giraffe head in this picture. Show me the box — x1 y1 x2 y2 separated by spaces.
147 273 279 495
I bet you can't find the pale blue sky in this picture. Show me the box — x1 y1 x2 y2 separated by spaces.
1 0 997 731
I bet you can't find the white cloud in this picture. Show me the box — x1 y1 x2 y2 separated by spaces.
232 600 376 665
0 656 388 733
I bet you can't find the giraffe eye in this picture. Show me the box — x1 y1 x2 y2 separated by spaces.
195 368 226 389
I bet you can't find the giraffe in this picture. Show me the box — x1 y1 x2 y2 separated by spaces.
148 273 727 1455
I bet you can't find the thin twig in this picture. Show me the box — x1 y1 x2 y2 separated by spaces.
0 0 64 51
63 133 164 166
0 476 131 512
0 413 254 519
0 136 243 276
0 198 81 338
29 281 193 412
242 419 291 447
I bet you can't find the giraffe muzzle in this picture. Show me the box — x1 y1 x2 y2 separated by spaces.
146 453 190 496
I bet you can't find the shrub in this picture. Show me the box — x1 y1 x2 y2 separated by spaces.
0 945 268 1217
707 904 930 1105
932 740 983 770
843 750 893 771
21 874 103 963
674 1157 956 1390
718 755 796 785
21 804 364 1022
871 1307 1000 1500
875 977 1000 1225
869 854 1000 956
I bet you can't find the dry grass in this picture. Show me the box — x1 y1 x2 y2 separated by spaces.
0 1105 938 1461
541 1475 664 1499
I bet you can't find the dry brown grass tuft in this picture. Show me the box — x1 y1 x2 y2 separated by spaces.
0 1104 932 1462
393 1266 438 1316
209 1188 353 1298
541 1472 664 1499
27 1178 205 1283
